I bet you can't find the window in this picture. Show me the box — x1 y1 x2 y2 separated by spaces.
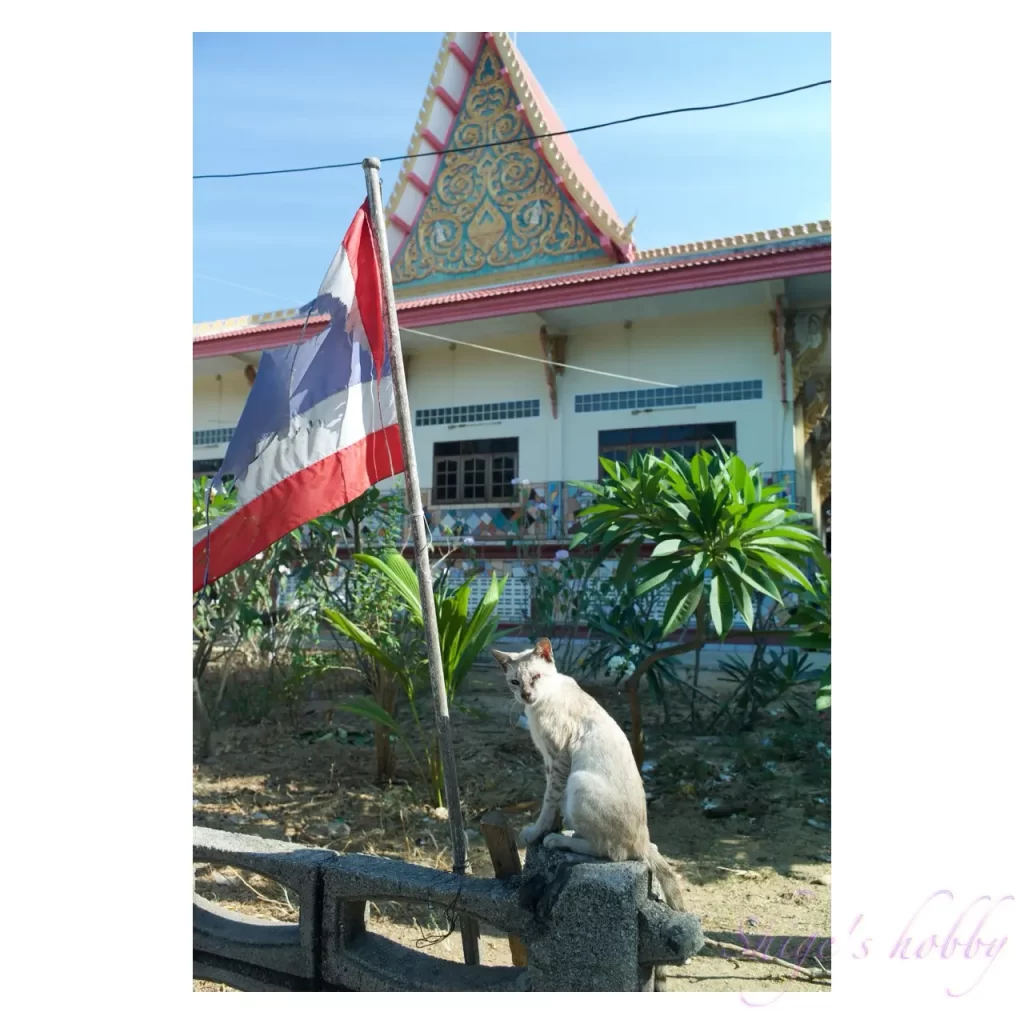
432 438 518 504
598 422 736 476
193 458 223 480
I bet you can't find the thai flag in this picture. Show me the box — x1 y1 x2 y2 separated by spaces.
193 201 404 592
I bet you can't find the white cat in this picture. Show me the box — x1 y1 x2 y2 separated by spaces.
492 638 686 911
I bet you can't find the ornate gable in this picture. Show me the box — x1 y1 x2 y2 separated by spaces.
386 35 624 295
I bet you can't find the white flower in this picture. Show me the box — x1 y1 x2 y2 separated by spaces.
629 644 641 656
278 565 290 575
608 656 626 671
555 549 570 561
253 553 264 561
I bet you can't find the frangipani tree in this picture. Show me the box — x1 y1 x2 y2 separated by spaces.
571 445 829 762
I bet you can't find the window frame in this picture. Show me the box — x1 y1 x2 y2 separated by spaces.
597 422 737 478
431 439 519 505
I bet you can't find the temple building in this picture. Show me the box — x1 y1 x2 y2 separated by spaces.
193 32 831 614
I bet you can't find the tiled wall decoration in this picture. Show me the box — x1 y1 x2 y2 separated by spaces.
422 483 557 542
416 472 793 543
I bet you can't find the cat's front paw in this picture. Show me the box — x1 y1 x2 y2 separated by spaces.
519 823 546 846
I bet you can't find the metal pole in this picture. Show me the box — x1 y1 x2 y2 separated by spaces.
361 157 480 965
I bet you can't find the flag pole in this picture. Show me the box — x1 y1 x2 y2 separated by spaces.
361 157 481 966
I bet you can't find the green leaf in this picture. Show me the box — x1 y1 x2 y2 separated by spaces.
786 634 831 652
755 525 821 543
749 535 818 555
651 538 684 557
335 695 402 733
665 500 693 521
353 550 423 619
574 503 621 518
322 608 406 677
748 547 815 591
723 567 754 630
709 573 734 638
588 529 630 574
615 538 645 584
691 452 710 489
739 506 787 533
661 578 704 637
815 664 831 711
741 564 785 605
719 551 748 575
636 568 675 596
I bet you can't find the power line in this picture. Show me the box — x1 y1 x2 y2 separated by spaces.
404 328 677 387
193 79 830 181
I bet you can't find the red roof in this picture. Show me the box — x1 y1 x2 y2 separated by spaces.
397 240 829 310
193 240 830 357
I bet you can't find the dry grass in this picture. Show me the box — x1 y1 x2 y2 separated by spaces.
193 668 830 992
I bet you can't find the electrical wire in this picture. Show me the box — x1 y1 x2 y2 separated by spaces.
193 79 830 181
403 327 677 387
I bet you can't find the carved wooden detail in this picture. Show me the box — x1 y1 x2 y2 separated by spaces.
539 325 567 419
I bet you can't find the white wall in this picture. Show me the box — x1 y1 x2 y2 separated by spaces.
560 307 790 481
193 371 250 462
402 303 793 491
406 333 554 489
191 301 795 485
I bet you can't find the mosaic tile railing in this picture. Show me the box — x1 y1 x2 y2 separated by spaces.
421 472 796 544
277 471 797 625
277 472 796 551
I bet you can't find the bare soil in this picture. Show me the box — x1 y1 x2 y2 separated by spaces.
193 667 831 993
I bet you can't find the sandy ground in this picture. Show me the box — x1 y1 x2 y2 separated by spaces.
193 668 830 992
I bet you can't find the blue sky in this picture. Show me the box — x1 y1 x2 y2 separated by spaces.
193 32 830 323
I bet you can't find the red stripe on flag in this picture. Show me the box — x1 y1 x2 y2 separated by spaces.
193 424 403 592
345 200 386 377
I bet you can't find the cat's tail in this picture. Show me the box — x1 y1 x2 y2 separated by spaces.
645 843 687 911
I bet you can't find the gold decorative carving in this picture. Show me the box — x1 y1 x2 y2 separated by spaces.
802 388 830 443
392 48 609 287
815 442 831 504
789 306 830 399
539 325 567 419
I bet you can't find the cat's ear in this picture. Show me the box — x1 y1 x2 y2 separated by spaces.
491 649 513 671
534 638 554 664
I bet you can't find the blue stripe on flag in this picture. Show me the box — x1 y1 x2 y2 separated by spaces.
215 318 391 485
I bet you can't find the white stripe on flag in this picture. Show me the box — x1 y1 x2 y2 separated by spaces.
234 375 397 505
